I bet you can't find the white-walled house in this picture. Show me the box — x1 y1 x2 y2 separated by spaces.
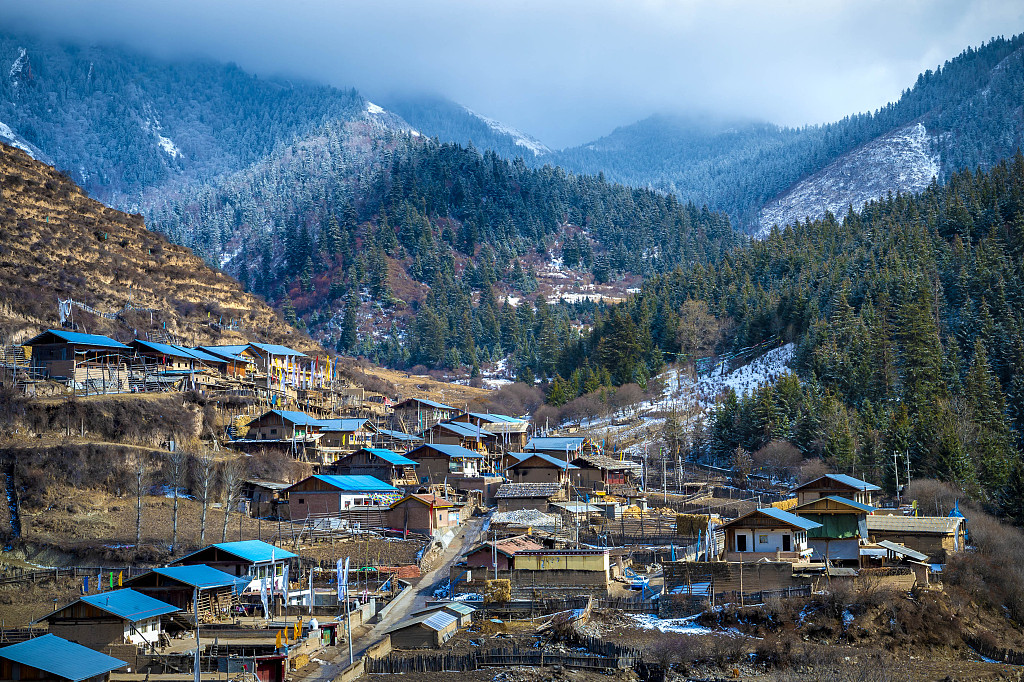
719 507 821 562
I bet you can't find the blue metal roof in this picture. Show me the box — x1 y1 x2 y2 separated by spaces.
432 421 494 438
26 329 131 350
132 339 197 359
180 346 225 364
305 474 398 492
385 610 458 634
793 473 881 492
77 588 179 622
360 448 417 466
467 412 526 423
376 428 423 442
798 495 877 513
196 345 253 362
506 452 578 470
0 633 125 681
410 443 484 459
249 342 308 357
211 540 298 563
735 507 822 531
319 418 368 432
261 409 327 427
148 565 251 589
399 397 455 410
525 437 585 451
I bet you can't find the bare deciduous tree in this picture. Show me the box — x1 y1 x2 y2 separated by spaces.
166 450 187 554
220 457 245 543
132 455 153 550
193 450 216 544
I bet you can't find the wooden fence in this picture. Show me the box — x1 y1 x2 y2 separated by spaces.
0 565 151 587
365 646 640 673
966 635 1024 665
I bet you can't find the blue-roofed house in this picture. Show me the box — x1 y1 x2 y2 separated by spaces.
35 588 178 648
504 452 578 485
124 565 251 619
719 507 822 562
373 428 424 452
792 473 880 506
284 474 401 520
405 443 484 482
393 397 461 431
452 412 530 450
327 447 419 487
24 329 132 381
171 541 298 595
420 420 497 455
0 633 126 681
194 344 256 377
318 418 375 462
241 409 327 442
524 436 599 459
384 609 459 648
792 495 878 567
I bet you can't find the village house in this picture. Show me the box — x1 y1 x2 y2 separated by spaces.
792 473 880 506
194 344 255 377
420 420 496 454
327 448 419 487
792 496 876 566
718 507 821 562
384 610 459 649
524 436 598 460
451 412 531 451
129 339 222 373
569 454 643 492
171 541 298 593
285 474 400 520
389 493 459 536
494 482 565 512
405 443 485 482
0 634 126 682
463 535 545 572
393 397 461 432
24 329 132 382
242 409 324 442
372 427 424 452
123 565 247 621
317 418 376 463
504 452 577 484
35 588 179 650
865 514 966 562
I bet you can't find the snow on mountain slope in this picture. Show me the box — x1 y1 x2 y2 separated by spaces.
464 106 550 156
756 123 939 237
364 100 420 136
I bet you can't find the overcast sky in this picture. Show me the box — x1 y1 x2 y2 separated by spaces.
3 0 1022 148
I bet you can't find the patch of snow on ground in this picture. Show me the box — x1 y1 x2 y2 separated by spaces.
0 120 35 156
9 48 26 84
365 101 385 115
627 613 712 634
697 343 795 402
158 135 182 159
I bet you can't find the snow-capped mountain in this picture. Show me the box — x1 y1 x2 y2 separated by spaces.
756 123 940 237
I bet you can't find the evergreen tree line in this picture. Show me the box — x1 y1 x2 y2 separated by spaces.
574 155 1024 515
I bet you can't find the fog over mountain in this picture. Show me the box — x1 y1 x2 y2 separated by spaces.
2 0 1022 148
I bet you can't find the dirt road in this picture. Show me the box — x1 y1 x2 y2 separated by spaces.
294 515 488 681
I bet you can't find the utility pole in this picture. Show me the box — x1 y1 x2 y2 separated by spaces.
662 447 667 505
893 451 901 505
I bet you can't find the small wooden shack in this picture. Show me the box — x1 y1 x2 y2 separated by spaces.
123 565 245 622
35 588 178 649
384 610 459 648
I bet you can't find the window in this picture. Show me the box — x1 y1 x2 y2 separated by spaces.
759 535 769 544
270 428 278 435
297 498 304 504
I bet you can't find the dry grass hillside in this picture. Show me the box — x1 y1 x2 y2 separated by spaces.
0 142 320 352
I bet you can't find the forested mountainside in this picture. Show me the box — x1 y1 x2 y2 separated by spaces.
0 34 374 202
563 155 1024 515
0 141 320 353
148 131 741 375
546 35 1024 232
383 94 552 160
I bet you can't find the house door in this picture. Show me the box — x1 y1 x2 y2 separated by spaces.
736 534 747 552
782 534 791 552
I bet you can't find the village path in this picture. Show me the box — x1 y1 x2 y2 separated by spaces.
294 514 488 682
